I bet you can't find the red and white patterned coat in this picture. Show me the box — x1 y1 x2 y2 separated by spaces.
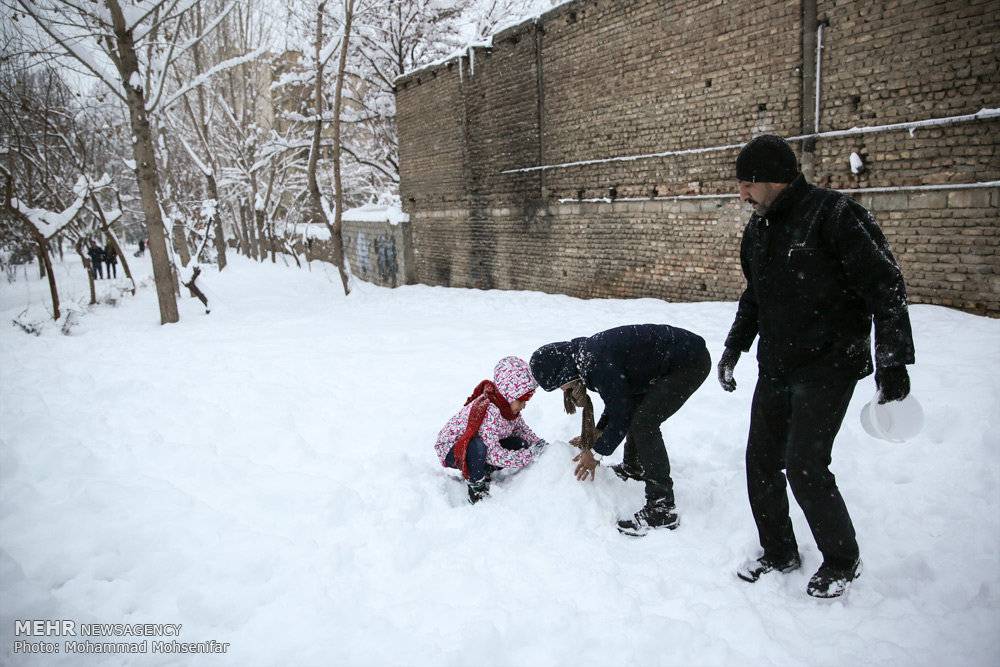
435 356 543 469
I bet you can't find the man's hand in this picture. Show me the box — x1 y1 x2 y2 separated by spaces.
573 449 599 482
876 366 910 404
569 429 602 449
717 347 741 392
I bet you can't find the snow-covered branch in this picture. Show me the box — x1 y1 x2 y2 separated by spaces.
157 45 270 112
7 173 109 239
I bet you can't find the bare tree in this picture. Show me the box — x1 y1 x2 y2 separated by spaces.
0 52 127 318
9 0 264 323
327 0 355 295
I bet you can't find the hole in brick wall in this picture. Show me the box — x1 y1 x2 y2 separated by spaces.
509 35 519 45
650 187 659 198
562 269 567 277
850 94 861 111
705 79 712 88
608 186 618 200
757 102 767 112
576 189 585 200
568 11 577 23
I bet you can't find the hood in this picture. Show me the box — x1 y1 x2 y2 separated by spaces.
493 356 538 403
530 339 583 391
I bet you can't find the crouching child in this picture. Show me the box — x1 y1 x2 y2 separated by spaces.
435 356 547 504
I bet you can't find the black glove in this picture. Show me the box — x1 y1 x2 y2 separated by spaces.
717 347 741 392
876 366 910 404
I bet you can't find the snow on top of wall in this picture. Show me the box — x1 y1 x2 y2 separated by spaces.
343 204 409 226
394 40 492 86
394 0 575 86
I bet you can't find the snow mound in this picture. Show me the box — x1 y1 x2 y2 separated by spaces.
1 255 997 666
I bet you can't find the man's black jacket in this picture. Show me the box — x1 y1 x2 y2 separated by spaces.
573 324 707 456
725 174 915 383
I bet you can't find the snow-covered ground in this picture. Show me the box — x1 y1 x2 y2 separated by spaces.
1 253 998 666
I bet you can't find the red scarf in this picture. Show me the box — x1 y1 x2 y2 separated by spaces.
451 380 533 479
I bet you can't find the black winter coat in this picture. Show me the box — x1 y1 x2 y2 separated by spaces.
575 324 707 456
725 175 915 383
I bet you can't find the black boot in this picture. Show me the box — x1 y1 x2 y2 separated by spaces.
616 498 678 536
610 462 645 482
736 552 802 583
807 558 862 598
467 479 490 505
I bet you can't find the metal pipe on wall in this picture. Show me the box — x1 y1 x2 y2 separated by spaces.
815 21 826 134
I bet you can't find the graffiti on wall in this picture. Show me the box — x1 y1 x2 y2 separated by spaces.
352 228 400 287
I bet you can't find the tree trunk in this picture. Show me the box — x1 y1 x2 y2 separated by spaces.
241 202 258 260
328 0 355 296
173 219 192 267
36 245 47 279
107 0 178 324
187 19 227 273
75 239 97 306
6 207 60 319
249 178 267 262
306 2 328 234
35 236 59 320
207 177 227 270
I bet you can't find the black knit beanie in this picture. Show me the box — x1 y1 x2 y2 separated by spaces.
735 135 798 183
530 341 581 391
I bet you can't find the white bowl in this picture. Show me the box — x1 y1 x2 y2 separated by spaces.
860 393 924 442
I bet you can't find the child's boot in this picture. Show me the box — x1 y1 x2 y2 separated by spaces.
467 479 490 504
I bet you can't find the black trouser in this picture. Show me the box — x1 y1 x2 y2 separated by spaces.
445 435 530 483
92 262 103 279
621 345 711 506
746 373 860 568
106 261 117 278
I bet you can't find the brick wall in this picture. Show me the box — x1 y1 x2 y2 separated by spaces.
396 0 1000 315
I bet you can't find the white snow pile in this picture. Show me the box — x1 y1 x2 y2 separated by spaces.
1 254 998 666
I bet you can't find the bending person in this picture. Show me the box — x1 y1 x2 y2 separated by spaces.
531 324 710 536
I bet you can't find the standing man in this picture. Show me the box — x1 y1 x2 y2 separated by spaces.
531 324 711 536
718 135 915 598
87 241 105 280
104 241 118 279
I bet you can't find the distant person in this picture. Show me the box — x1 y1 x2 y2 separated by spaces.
718 134 915 598
530 324 710 536
104 242 118 279
138 238 146 256
87 242 105 279
435 356 547 504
